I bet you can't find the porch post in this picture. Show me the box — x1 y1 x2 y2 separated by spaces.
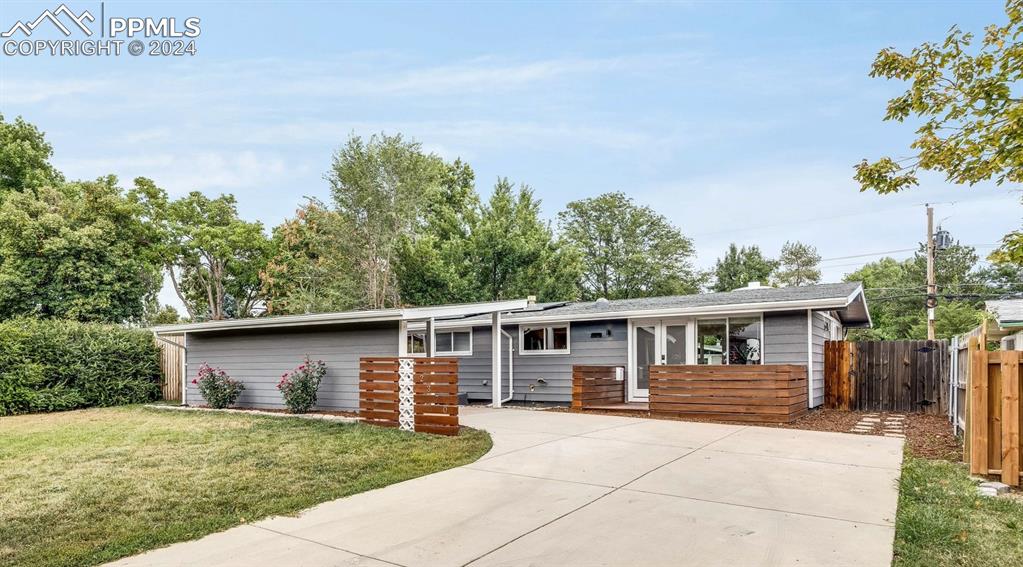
492 311 502 408
398 320 408 356
806 308 813 409
426 317 435 357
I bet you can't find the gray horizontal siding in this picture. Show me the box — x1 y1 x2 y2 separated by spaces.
764 311 808 366
184 324 398 411
811 312 831 409
459 320 627 403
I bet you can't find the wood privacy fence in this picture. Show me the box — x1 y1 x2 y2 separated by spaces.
358 357 460 436
967 342 1022 486
648 364 808 423
156 335 185 401
824 340 949 414
571 366 624 409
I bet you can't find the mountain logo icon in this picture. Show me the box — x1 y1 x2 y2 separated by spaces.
1 4 95 38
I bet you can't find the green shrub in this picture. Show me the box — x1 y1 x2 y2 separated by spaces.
0 318 161 416
194 363 244 409
277 357 326 413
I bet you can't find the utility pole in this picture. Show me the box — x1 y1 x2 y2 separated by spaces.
926 205 936 340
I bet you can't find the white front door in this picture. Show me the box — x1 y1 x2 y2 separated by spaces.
630 319 689 401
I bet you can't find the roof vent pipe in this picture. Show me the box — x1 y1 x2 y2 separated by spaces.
526 295 537 305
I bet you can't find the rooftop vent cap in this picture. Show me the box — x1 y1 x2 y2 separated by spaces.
734 281 771 291
526 295 537 305
595 297 610 306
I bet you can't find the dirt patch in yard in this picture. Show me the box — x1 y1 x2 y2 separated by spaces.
559 406 963 460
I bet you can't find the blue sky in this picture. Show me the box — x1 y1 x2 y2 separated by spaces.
1 0 1018 309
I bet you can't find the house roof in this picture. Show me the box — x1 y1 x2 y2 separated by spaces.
986 299 1023 328
442 282 870 327
150 299 529 334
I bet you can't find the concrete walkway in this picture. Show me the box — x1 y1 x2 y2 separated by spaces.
108 407 904 567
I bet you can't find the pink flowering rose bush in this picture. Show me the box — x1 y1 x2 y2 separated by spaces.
277 357 327 413
193 363 245 409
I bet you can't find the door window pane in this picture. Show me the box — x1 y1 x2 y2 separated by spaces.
697 320 726 365
635 325 655 390
728 317 762 365
665 324 686 364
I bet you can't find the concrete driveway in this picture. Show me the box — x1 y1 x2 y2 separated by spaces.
109 407 903 567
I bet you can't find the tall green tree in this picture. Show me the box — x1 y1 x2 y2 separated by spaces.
327 133 449 309
469 179 581 302
712 244 777 292
855 0 1023 194
774 241 822 287
558 192 701 300
0 176 166 322
0 114 64 197
165 192 271 320
394 159 481 306
262 199 362 314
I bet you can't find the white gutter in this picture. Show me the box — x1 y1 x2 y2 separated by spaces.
150 299 529 335
435 295 859 328
500 328 514 404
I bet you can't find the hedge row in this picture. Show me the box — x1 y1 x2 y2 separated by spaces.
0 318 161 416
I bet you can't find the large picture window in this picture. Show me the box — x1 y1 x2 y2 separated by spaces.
697 317 762 365
520 324 570 354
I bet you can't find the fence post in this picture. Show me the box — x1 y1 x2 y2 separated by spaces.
1001 351 1020 486
969 337 988 475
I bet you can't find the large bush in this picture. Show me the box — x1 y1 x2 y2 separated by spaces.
0 318 161 416
277 357 327 413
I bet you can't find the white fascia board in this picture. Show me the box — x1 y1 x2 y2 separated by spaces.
480 296 855 325
401 299 528 320
151 309 405 334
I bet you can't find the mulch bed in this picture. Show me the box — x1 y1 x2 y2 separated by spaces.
557 406 963 461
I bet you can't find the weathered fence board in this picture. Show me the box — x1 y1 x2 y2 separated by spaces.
648 364 807 423
968 347 1023 486
824 340 949 414
156 335 184 401
358 357 460 435
571 366 624 409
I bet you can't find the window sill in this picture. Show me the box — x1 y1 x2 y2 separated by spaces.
519 350 571 356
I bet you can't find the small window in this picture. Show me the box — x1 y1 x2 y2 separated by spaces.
435 330 472 356
520 324 570 354
407 331 426 356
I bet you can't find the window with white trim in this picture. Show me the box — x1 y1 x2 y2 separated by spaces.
435 329 472 356
520 324 570 354
407 331 427 356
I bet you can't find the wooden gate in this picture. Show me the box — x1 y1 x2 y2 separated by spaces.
156 335 185 401
824 340 949 414
967 343 1022 486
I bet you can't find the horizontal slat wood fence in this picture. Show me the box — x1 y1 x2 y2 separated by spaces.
968 344 1022 486
413 357 460 436
824 340 948 414
571 366 624 409
358 357 460 436
649 364 808 423
156 335 185 401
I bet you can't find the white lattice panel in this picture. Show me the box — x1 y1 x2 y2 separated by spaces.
398 358 415 431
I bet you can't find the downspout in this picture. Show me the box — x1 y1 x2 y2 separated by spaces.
500 329 515 404
806 309 813 409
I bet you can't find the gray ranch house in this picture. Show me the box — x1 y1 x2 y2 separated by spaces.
153 281 870 411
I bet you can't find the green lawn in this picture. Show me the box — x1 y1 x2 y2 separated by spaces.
894 454 1023 566
0 406 491 567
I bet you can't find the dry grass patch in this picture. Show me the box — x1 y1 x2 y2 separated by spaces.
0 406 490 567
